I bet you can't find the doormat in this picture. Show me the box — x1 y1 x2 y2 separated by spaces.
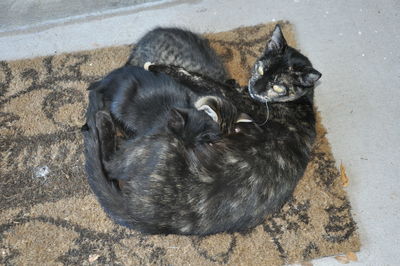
0 22 360 265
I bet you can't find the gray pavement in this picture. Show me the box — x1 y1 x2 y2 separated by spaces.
0 0 162 32
1 0 399 264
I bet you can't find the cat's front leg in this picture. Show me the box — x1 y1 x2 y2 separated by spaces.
145 63 223 96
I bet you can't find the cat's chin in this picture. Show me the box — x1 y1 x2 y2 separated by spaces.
248 84 308 103
248 76 312 102
268 89 308 102
269 94 304 102
248 91 307 103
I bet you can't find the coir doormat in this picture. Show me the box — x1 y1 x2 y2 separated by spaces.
0 22 360 265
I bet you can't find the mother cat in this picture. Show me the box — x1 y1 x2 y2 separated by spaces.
83 25 321 235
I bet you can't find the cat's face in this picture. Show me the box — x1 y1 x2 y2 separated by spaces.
168 96 255 148
194 96 240 135
194 96 257 136
167 107 222 147
248 25 322 103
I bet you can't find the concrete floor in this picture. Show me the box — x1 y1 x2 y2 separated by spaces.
0 0 161 33
1 0 399 264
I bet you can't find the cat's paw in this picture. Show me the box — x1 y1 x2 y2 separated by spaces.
143 62 154 71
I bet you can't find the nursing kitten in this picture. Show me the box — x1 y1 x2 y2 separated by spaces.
88 65 227 143
83 25 321 235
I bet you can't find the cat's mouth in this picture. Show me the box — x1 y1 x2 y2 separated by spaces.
266 85 307 102
267 85 288 98
248 79 307 103
270 92 307 102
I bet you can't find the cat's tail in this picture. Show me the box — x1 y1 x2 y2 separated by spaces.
82 89 134 228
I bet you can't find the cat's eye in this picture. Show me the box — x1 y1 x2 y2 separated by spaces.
273 85 286 94
257 65 264 76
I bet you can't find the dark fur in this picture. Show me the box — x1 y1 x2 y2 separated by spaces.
83 25 321 235
88 65 224 145
127 27 227 81
248 25 321 103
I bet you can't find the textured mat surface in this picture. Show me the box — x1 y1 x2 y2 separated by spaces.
0 22 360 265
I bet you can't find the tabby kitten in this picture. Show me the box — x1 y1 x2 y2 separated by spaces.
84 25 321 235
127 27 227 81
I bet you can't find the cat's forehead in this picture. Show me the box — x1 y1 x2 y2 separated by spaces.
259 47 311 71
285 47 312 68
257 54 289 73
188 110 218 128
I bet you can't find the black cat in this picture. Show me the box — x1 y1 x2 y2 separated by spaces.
83 25 321 235
83 67 251 234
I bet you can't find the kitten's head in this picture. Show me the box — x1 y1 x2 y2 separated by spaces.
248 24 322 103
167 96 255 148
194 96 255 136
167 107 222 148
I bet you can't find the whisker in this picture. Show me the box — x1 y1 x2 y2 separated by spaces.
257 98 270 127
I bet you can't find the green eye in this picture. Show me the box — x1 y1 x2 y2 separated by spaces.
257 65 264 75
273 85 286 93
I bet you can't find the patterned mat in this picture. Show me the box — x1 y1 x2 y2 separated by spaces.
0 22 360 265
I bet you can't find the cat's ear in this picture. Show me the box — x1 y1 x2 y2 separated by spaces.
197 105 219 123
298 67 322 87
168 108 188 134
194 96 220 123
266 24 287 53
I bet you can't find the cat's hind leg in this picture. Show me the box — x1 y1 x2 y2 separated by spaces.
95 111 117 163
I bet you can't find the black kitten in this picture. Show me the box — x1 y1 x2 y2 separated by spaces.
89 65 225 145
